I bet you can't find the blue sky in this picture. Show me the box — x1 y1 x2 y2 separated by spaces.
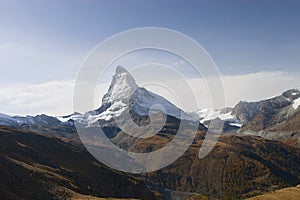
0 0 300 115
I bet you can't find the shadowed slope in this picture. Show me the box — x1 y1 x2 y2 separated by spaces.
0 126 159 200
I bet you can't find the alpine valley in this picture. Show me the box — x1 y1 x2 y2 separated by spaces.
1 66 300 200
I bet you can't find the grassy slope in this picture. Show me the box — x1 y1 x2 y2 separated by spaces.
247 185 300 200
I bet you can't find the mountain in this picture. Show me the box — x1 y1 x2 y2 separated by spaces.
0 113 75 129
195 88 300 147
196 107 242 134
0 113 18 127
0 113 80 145
86 65 198 124
0 126 159 200
77 65 204 142
144 133 300 199
234 89 300 147
233 88 300 124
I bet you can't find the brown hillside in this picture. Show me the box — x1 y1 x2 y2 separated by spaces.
0 126 159 200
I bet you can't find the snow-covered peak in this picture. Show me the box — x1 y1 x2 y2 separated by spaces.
0 113 68 127
101 65 138 106
0 113 11 119
91 66 197 122
0 113 18 126
196 108 243 128
115 65 130 74
197 109 234 123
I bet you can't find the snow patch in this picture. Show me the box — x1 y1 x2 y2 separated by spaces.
229 123 243 127
197 109 235 123
89 101 127 122
197 109 243 128
56 113 82 123
292 97 300 109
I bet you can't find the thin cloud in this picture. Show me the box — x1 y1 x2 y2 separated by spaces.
0 80 75 116
0 71 299 116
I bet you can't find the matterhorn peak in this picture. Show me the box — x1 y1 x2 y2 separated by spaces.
113 65 137 88
90 65 197 122
115 65 129 74
101 66 138 105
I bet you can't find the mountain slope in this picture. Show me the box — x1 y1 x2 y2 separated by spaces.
233 89 300 147
234 89 300 127
144 134 300 199
0 113 79 143
247 185 300 200
0 126 159 200
196 89 300 146
2 123 299 199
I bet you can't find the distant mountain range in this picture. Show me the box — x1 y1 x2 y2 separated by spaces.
0 66 300 199
197 88 300 147
1 66 299 147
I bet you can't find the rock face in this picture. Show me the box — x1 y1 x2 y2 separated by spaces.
233 89 300 126
195 88 300 146
232 89 300 147
232 101 265 123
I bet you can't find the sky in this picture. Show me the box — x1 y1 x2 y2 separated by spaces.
0 0 300 115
